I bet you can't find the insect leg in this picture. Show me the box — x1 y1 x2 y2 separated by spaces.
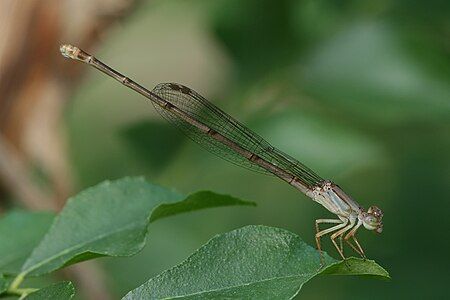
315 219 347 267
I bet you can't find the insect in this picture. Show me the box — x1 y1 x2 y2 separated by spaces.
60 44 383 264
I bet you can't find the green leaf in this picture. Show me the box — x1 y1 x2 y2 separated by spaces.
320 257 390 279
0 274 12 295
150 190 255 222
123 225 389 300
20 177 254 276
24 281 75 300
0 211 54 274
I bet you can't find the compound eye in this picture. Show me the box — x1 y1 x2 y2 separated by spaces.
368 206 383 218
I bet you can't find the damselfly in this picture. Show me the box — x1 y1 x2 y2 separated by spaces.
60 44 383 263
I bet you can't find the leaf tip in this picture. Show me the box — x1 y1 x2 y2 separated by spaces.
320 257 390 280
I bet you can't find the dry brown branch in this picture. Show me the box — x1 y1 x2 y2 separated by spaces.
0 134 55 210
0 0 143 299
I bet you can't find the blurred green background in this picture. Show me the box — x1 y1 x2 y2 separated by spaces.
65 0 449 298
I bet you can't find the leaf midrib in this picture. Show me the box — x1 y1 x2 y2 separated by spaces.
131 273 316 299
22 220 143 274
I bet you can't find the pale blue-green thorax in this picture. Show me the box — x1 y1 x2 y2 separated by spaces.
310 180 383 233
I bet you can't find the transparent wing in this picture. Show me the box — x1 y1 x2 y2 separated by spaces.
151 83 323 186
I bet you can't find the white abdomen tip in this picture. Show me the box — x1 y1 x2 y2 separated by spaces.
60 44 79 60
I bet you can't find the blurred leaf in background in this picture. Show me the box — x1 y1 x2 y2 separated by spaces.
300 21 450 124
120 121 186 173
211 0 302 82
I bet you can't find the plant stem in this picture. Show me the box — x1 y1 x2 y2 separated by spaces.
7 274 38 298
8 272 25 291
4 287 38 300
